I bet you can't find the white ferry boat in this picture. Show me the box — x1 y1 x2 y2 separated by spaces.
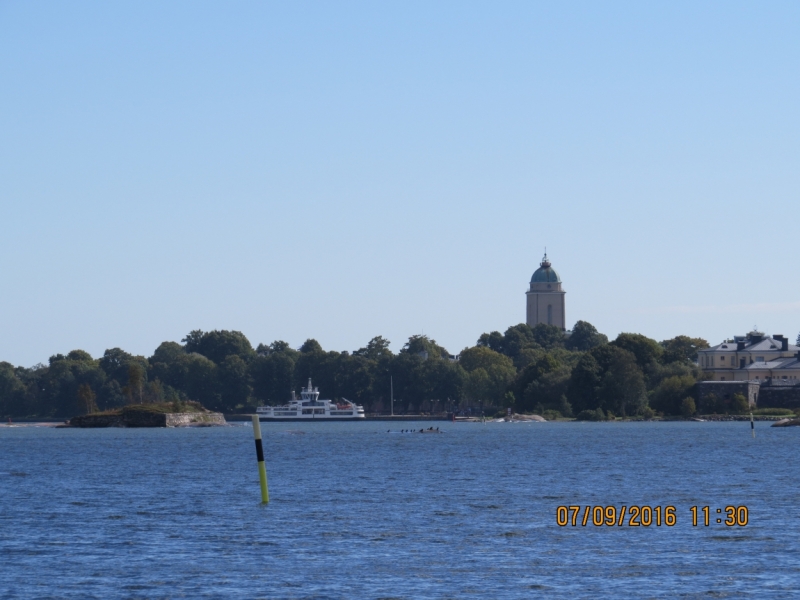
256 379 366 421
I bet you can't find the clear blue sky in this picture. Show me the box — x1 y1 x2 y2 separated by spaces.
1 1 798 366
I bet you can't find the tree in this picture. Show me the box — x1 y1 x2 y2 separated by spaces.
294 349 341 396
477 331 504 354
459 346 513 373
680 397 696 417
143 379 166 404
0 362 27 417
151 341 185 365
598 351 647 417
575 408 606 421
503 324 538 357
611 333 663 368
77 383 98 414
401 335 449 359
419 359 466 410
522 364 571 412
731 393 749 414
650 375 697 415
565 321 608 352
299 338 323 354
334 354 377 409
354 336 392 361
38 352 107 417
567 352 602 413
567 345 647 416
660 336 709 364
250 351 296 405
67 350 94 362
698 392 722 414
530 323 565 350
182 330 255 364
460 346 516 405
184 353 220 409
100 348 146 386
511 353 564 412
126 364 145 404
218 355 251 411
270 340 296 355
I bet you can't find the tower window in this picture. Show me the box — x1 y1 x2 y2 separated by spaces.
547 305 552 325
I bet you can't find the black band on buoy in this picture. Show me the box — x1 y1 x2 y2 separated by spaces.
255 439 265 463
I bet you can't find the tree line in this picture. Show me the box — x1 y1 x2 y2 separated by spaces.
0 322 712 419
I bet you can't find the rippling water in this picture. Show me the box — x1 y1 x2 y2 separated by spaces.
1 421 798 598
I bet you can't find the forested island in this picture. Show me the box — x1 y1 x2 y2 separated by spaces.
0 321 736 420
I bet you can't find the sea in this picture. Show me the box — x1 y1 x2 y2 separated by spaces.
1 420 797 599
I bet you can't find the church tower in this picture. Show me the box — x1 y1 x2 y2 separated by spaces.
526 253 566 330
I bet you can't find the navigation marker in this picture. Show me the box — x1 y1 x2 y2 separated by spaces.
750 412 755 439
252 415 270 503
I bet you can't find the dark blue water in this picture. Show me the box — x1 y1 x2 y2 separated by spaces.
1 421 798 599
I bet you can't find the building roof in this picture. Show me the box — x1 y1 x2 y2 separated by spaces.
697 380 759 385
705 335 799 354
531 254 561 283
745 357 800 371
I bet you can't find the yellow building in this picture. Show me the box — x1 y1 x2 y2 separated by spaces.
698 331 800 383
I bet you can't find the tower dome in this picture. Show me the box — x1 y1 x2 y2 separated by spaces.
531 254 561 283
526 252 566 330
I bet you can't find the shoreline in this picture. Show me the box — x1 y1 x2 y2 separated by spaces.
1 413 792 427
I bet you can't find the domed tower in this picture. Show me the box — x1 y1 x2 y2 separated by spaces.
526 253 566 330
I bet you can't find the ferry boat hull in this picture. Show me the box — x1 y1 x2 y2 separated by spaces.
257 415 365 422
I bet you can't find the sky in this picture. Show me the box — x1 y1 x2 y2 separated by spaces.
1 1 798 366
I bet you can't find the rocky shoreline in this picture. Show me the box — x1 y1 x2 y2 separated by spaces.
67 411 227 428
771 418 800 427
694 415 789 422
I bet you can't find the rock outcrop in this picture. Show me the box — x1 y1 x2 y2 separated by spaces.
69 410 226 428
771 418 800 427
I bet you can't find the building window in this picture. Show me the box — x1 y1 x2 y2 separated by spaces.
721 356 725 362
720 377 726 381
547 305 552 325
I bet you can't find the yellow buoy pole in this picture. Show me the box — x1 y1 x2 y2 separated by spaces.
252 415 269 503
